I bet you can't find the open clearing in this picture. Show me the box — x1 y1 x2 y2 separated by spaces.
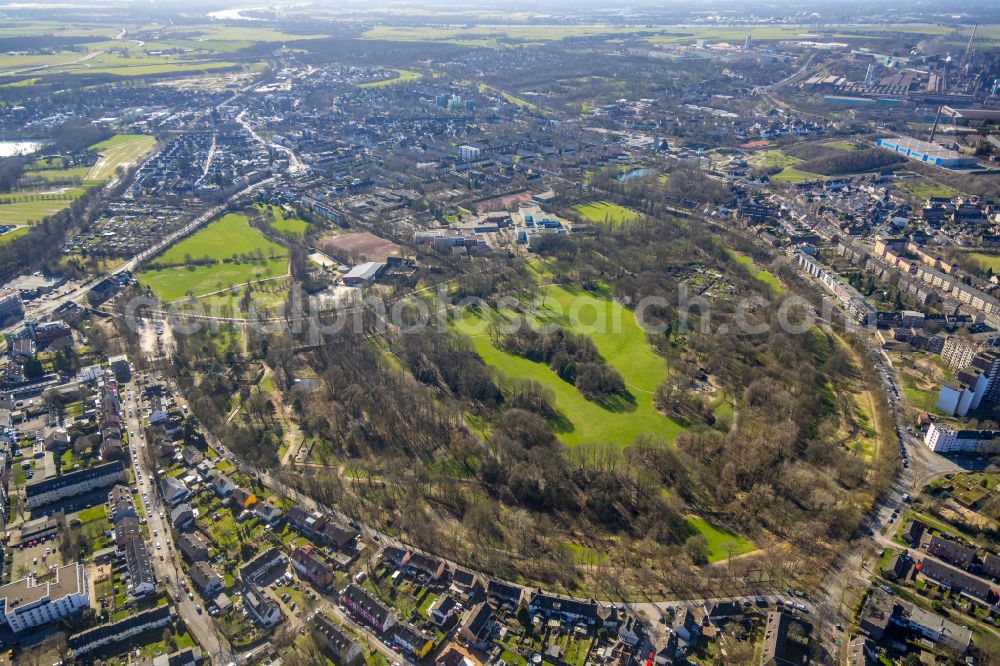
453 284 683 448
569 200 641 226
358 69 422 88
86 134 157 181
728 250 783 294
257 204 309 239
686 516 756 563
138 212 288 302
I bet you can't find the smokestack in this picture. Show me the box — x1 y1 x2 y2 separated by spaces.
929 105 942 143
965 22 978 58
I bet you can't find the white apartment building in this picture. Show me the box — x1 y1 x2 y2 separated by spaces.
0 563 90 632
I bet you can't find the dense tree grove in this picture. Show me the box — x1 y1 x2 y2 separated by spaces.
168 203 891 596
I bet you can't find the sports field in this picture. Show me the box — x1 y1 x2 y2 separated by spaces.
569 201 641 226
453 285 683 448
138 213 288 302
87 134 157 181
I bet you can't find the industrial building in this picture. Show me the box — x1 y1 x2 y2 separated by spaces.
875 136 979 170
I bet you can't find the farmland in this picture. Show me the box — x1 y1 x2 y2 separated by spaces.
137 212 288 302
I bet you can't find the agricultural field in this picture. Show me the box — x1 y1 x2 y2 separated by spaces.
568 200 641 227
86 134 157 181
357 68 422 88
138 212 288 302
453 284 684 448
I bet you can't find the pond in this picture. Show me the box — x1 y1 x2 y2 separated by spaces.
616 167 656 182
0 139 44 157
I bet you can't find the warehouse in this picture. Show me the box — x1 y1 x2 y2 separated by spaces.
875 136 979 170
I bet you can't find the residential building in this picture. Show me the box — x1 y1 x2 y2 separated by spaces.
846 636 877 666
25 460 125 508
69 605 172 657
108 354 131 383
170 503 194 529
0 562 90 632
760 610 793 666
982 553 1000 579
859 589 972 652
0 288 23 324
124 538 156 596
942 337 979 372
391 622 434 658
527 592 599 626
428 594 460 626
919 558 995 601
243 585 283 628
459 602 496 649
341 583 396 633
232 487 256 509
319 521 358 550
211 472 237 497
486 580 524 608
160 476 190 506
190 561 222 596
313 614 364 666
108 484 137 523
927 535 976 568
924 421 1000 454
405 552 446 582
139 647 204 666
291 545 334 588
240 547 286 585
449 569 480 599
179 533 209 562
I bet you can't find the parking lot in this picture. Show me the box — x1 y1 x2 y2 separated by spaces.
10 534 62 580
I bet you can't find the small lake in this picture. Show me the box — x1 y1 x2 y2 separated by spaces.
207 8 264 21
617 167 656 182
0 140 44 157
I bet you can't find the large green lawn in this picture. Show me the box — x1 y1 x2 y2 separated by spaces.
569 201 641 226
686 516 756 563
453 285 683 448
87 134 157 181
358 68 422 88
138 213 288 302
257 204 309 239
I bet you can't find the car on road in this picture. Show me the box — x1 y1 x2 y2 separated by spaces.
195 605 202 614
156 542 161 550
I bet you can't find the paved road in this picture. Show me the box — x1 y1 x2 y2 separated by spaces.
123 377 235 665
